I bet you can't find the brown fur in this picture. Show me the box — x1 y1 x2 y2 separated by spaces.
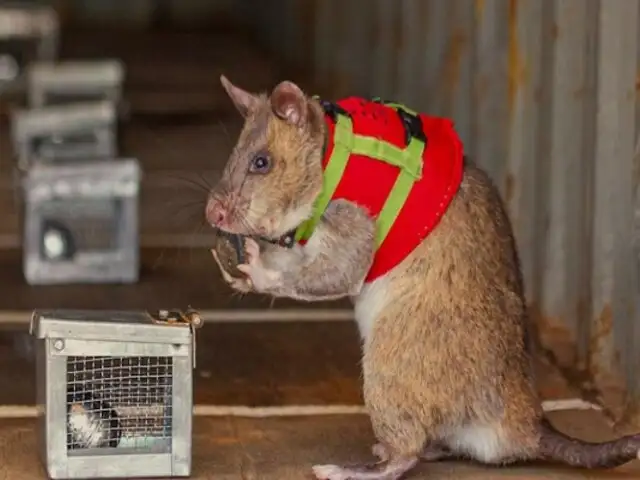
207 76 640 480
363 162 541 462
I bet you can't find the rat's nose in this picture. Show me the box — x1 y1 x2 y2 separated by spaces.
206 199 227 226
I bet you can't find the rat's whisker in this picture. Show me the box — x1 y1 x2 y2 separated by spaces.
163 173 211 194
195 171 217 191
151 246 169 272
161 202 207 229
215 119 232 145
187 220 208 265
164 198 207 215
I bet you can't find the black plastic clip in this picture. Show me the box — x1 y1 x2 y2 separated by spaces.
319 100 349 123
396 108 427 146
370 97 427 147
258 229 296 249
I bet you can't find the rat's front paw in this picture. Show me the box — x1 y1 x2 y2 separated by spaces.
211 249 253 293
236 238 282 293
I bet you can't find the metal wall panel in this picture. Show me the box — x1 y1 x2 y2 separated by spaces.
246 0 640 405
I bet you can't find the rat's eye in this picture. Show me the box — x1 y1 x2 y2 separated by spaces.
249 154 272 174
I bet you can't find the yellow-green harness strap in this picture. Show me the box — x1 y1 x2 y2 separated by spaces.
295 113 353 242
296 100 426 250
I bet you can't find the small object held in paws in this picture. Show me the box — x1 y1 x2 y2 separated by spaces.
211 230 248 279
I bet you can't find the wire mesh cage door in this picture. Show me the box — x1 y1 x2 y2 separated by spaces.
31 309 198 479
27 61 125 109
66 356 174 452
11 101 118 170
22 159 141 285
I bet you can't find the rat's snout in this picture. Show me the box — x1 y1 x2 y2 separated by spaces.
205 189 252 235
205 197 228 227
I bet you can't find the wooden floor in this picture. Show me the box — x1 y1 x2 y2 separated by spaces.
0 247 351 313
2 401 640 479
1 320 363 406
0 315 585 408
5 319 639 479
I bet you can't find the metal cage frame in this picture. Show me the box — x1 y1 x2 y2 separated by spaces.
21 158 141 285
11 101 118 170
27 60 125 109
31 309 200 479
0 3 59 93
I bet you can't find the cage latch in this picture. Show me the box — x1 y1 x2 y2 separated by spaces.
149 307 203 369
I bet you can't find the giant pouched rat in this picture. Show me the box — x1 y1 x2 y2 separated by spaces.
205 75 640 480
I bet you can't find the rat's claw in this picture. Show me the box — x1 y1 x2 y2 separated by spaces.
211 249 253 293
312 464 352 480
231 276 253 293
235 239 283 293
211 250 234 284
371 443 389 461
237 262 282 293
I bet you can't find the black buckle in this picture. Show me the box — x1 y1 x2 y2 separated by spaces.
370 97 426 147
396 108 427 146
319 100 349 123
258 229 296 249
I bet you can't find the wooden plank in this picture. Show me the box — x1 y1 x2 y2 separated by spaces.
0 321 363 406
0 247 353 311
0 408 638 479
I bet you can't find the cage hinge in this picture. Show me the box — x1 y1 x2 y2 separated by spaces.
149 307 202 369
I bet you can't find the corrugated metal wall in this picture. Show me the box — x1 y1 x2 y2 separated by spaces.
244 0 640 404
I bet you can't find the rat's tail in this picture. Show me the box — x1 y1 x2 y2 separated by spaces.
537 418 640 468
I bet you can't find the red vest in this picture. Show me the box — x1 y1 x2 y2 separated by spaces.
295 97 464 284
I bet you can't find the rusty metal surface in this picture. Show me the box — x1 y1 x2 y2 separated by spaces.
243 0 640 406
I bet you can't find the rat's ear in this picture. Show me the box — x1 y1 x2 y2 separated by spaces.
220 75 257 117
270 81 307 127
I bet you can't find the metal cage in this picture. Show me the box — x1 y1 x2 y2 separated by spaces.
27 60 125 109
22 158 141 285
31 308 202 479
11 101 118 170
0 3 58 94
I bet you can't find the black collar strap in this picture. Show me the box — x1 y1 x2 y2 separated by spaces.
258 229 297 249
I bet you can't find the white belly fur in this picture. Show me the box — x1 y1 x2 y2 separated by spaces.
353 272 392 343
354 270 522 464
444 423 512 463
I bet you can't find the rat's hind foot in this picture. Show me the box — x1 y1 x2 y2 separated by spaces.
372 442 455 463
312 456 418 480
